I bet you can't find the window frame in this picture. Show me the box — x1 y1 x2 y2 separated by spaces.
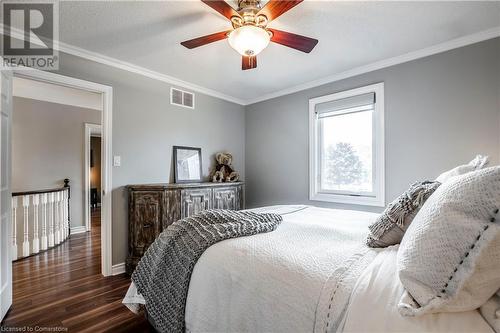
309 82 385 207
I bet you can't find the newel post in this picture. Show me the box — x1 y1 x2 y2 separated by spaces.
64 178 70 236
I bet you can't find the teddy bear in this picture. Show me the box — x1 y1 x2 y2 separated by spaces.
211 152 240 182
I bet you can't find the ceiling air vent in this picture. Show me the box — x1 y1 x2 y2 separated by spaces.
170 87 195 109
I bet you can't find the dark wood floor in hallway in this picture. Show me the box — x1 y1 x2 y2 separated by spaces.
1 209 150 332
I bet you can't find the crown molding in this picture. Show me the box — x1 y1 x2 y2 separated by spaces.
243 26 500 105
58 41 247 105
0 24 246 105
3 24 499 106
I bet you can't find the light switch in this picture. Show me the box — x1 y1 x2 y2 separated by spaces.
113 155 121 167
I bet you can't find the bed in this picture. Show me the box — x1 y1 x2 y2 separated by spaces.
123 205 494 332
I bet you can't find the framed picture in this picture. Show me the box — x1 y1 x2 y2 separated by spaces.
173 146 202 183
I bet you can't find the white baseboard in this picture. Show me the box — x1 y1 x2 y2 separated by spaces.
70 226 87 235
112 262 126 275
0 282 12 321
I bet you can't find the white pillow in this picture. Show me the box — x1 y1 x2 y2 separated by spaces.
435 155 489 183
397 166 500 316
479 295 500 332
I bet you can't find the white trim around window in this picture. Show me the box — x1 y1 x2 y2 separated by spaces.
309 83 385 207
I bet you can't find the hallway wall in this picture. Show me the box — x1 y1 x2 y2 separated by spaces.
12 97 101 231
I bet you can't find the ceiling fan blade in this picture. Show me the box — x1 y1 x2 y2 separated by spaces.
256 0 303 22
242 56 257 70
201 0 241 20
268 28 318 53
181 30 231 49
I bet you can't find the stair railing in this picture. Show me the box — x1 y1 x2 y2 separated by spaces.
11 179 71 260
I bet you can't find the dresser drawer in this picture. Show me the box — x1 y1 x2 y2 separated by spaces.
180 188 212 218
129 191 163 255
127 182 243 275
213 187 241 210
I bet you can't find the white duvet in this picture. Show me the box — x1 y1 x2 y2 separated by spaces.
183 205 377 333
123 205 493 333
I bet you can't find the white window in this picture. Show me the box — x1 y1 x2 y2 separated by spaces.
309 83 385 206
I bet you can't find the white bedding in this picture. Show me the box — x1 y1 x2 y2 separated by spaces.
123 205 494 333
342 245 493 333
184 205 378 333
124 205 379 331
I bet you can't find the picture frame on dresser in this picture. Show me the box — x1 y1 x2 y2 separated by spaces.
173 146 202 183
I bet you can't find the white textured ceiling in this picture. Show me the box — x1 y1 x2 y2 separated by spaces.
59 1 500 102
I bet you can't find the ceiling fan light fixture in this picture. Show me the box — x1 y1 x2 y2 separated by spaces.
228 25 270 56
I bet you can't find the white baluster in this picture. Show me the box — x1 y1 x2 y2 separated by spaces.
64 190 69 239
48 192 54 247
41 193 48 250
32 194 40 253
58 191 64 241
11 197 18 260
22 195 30 257
67 190 70 238
54 192 60 245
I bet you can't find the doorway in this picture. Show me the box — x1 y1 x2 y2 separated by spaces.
11 69 113 276
0 67 113 324
85 123 102 232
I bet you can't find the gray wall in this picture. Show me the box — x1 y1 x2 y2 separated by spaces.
54 53 246 265
12 97 101 228
43 37 499 265
245 38 500 212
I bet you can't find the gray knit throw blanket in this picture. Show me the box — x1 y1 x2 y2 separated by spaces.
131 209 283 333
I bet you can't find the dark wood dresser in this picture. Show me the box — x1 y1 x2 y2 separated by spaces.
126 182 244 274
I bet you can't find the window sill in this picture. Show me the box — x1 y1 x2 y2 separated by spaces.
309 192 385 207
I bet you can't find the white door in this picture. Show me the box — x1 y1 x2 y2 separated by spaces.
0 70 13 321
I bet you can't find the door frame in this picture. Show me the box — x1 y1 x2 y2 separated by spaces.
13 69 114 277
0 70 13 322
84 123 102 232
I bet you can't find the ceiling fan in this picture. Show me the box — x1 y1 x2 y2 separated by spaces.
181 0 318 70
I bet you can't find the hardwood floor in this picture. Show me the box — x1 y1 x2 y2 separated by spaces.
1 209 150 332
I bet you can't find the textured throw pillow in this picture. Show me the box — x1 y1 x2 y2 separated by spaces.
435 154 489 183
397 166 500 316
366 181 440 248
